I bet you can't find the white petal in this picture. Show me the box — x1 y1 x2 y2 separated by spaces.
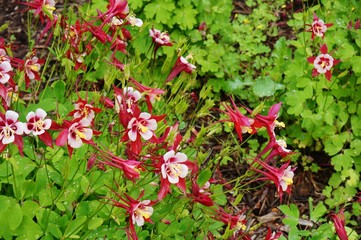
43 119 52 130
139 112 151 120
140 130 153 140
128 129 137 141
6 110 19 122
147 119 157 131
174 152 187 163
36 108 47 118
26 111 36 122
163 150 175 162
2 134 14 144
83 128 93 140
15 122 24 135
68 135 83 148
168 173 179 184
178 164 189 178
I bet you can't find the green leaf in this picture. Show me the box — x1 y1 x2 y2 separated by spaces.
49 223 63 239
8 203 23 230
350 56 361 73
197 169 212 187
337 43 356 60
64 216 87 237
88 218 103 230
80 175 90 193
310 202 327 222
52 80 66 101
173 8 198 30
15 216 43 239
279 204 299 219
144 2 175 25
331 152 353 172
253 76 284 97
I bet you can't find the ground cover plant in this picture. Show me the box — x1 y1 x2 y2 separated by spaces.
0 0 360 239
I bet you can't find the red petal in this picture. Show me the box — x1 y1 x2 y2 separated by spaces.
320 44 328 54
39 131 53 147
325 70 332 81
158 178 170 200
307 56 316 64
312 68 320 77
14 135 24 156
333 59 341 66
55 129 69 146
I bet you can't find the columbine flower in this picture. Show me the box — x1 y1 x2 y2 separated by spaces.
0 61 12 84
0 110 24 154
24 108 53 147
124 112 158 155
166 55 196 82
130 78 165 112
55 118 94 157
127 112 157 142
307 13 333 40
265 227 282 240
23 56 43 88
329 209 348 240
69 97 101 122
67 119 93 148
126 15 143 27
188 178 214 206
158 150 189 199
21 0 56 22
307 44 340 81
222 98 254 141
161 150 189 184
211 207 249 239
0 48 10 63
114 86 142 114
149 28 172 47
96 147 142 181
98 0 129 28
252 160 295 202
0 85 18 109
105 189 153 240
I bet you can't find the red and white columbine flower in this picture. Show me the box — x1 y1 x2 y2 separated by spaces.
161 150 189 184
158 150 190 200
56 118 94 157
114 86 142 114
105 189 153 240
252 160 295 202
69 97 101 122
149 28 172 47
307 44 340 81
166 55 196 82
0 110 24 154
308 13 333 40
67 119 93 148
127 112 157 142
24 108 53 147
24 108 51 136
0 61 12 84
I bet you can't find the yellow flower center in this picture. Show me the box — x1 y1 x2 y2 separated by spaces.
29 64 39 72
75 130 86 140
135 207 151 219
34 119 45 130
275 120 285 128
282 176 293 186
138 123 148 133
3 126 14 138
